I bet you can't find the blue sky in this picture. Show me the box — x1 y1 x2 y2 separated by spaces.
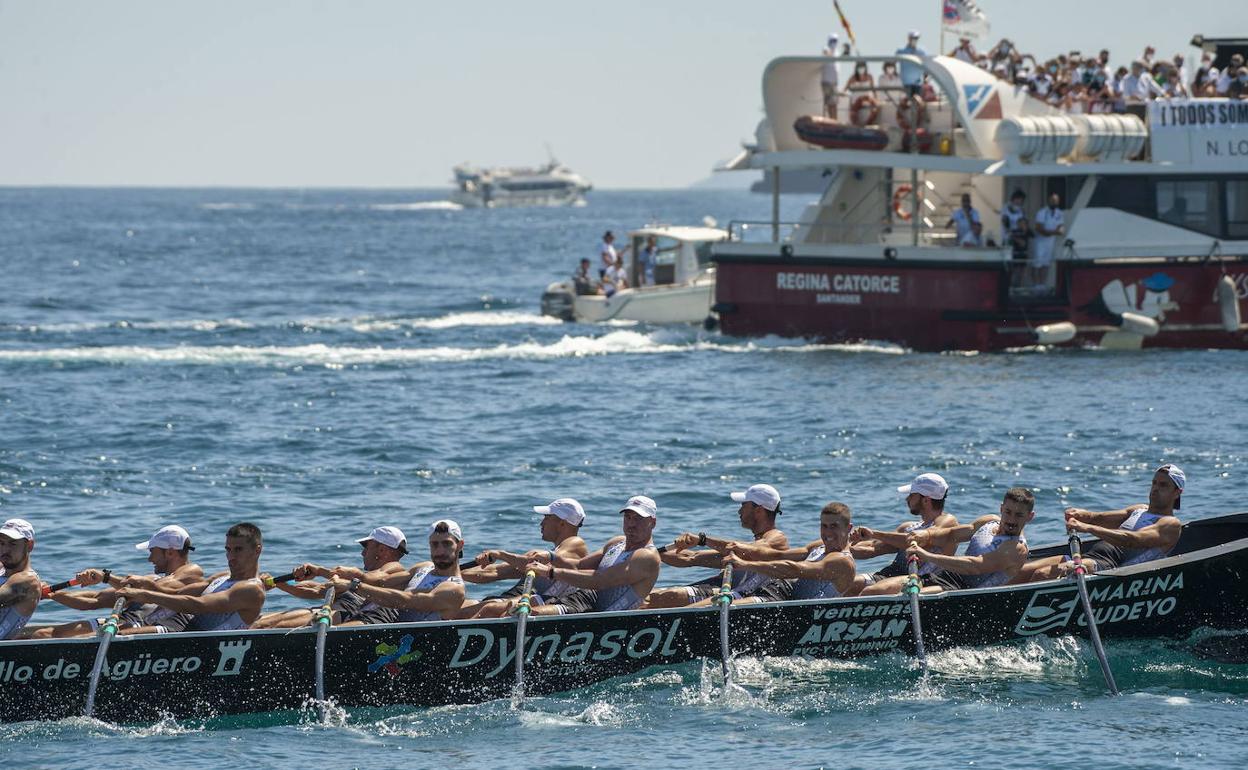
0 1 1237 188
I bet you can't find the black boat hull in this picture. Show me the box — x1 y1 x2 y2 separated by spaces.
4 513 1247 724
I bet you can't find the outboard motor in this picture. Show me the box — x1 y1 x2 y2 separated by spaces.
540 281 576 321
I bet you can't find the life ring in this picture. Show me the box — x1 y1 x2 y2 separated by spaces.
896 97 926 132
849 94 880 127
892 184 921 221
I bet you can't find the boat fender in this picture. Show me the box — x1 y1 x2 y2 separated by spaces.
703 314 719 332
1116 311 1160 337
1217 274 1242 333
850 95 880 127
892 185 919 221
1032 321 1076 345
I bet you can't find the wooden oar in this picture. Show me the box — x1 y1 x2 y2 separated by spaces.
903 551 929 677
511 569 537 706
1068 531 1120 695
717 563 735 684
83 597 127 718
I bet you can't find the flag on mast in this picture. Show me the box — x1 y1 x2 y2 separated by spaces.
942 0 990 42
832 0 856 48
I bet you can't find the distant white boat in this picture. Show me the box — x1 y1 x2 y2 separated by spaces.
451 158 591 208
540 224 729 326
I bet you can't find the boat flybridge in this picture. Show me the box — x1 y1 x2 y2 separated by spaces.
712 43 1248 351
540 224 729 324
451 159 592 208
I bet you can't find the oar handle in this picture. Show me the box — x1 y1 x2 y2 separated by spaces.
42 577 79 598
717 564 734 606
263 571 298 588
459 559 480 571
515 569 537 616
655 541 679 554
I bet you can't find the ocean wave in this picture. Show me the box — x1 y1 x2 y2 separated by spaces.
341 311 562 332
199 202 257 211
3 318 255 334
0 331 903 367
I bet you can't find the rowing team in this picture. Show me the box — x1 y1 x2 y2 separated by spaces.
0 465 1186 640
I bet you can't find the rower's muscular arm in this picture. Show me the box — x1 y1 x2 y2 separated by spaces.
1065 506 1142 528
543 548 660 592
460 561 520 584
726 551 854 584
119 581 265 616
0 573 38 610
912 540 1027 576
660 548 724 569
346 577 465 613
1069 516 1181 551
727 540 819 562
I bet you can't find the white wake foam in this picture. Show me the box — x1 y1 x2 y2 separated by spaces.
368 201 463 211
0 330 904 366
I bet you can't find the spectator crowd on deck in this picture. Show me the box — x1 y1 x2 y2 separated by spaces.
821 31 1248 118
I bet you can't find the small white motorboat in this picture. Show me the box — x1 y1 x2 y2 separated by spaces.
541 224 729 326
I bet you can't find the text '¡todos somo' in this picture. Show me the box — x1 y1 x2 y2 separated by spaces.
776 272 901 294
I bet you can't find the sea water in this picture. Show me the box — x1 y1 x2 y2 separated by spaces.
0 188 1245 769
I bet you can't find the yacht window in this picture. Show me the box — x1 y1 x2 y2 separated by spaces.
1156 180 1221 236
1226 180 1248 239
695 241 715 266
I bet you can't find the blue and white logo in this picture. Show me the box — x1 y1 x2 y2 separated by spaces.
963 84 993 116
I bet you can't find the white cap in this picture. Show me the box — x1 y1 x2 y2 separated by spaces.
357 525 408 553
620 495 658 519
0 518 34 542
135 525 193 551
827 34 838 45
1156 464 1186 491
428 519 463 542
731 484 781 513
908 29 920 39
534 498 586 527
897 473 949 500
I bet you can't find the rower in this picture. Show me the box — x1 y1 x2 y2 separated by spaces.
1012 465 1185 583
454 498 589 619
27 525 203 638
252 525 409 629
327 520 466 623
872 487 1036 594
722 502 859 603
523 495 662 615
0 519 41 640
641 484 790 609
115 522 267 632
855 472 959 595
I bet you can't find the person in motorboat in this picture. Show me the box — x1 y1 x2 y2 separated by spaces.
453 498 589 618
521 496 662 615
0 519 41 640
115 522 267 633
871 487 1036 594
721 501 860 602
640 484 791 609
637 235 659 287
821 33 840 119
603 253 629 297
598 231 630 278
573 258 600 296
251 525 409 629
854 472 959 595
27 525 203 638
1012 465 1185 583
326 520 466 623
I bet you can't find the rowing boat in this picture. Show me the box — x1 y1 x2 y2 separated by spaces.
3 512 1247 724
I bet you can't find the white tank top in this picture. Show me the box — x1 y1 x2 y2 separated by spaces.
960 521 1025 589
186 575 257 631
395 566 463 622
890 520 942 576
593 541 654 612
792 545 851 600
1118 508 1175 566
0 573 35 639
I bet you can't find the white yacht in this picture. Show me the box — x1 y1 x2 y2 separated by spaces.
540 224 729 325
451 159 591 208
